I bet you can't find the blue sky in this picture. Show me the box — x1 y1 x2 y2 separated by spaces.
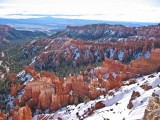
0 0 160 22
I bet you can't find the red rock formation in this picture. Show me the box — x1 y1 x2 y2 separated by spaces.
0 111 6 120
95 101 105 110
11 84 25 96
130 49 160 75
6 73 17 86
10 48 160 113
9 105 32 120
31 35 160 68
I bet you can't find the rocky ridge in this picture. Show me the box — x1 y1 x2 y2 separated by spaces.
51 23 160 42
0 25 48 43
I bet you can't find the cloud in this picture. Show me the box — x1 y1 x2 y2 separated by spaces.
0 0 160 22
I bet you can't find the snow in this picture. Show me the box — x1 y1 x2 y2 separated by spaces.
24 74 33 85
17 70 25 78
95 66 101 70
29 39 37 45
132 51 142 60
103 73 109 79
74 48 80 60
69 45 75 49
112 72 117 78
69 90 73 95
7 96 14 109
149 37 155 40
94 50 100 62
107 48 115 59
85 50 90 59
118 50 124 62
96 88 106 92
1 52 4 57
33 72 160 120
30 56 37 66
144 50 150 59
89 69 94 74
78 30 84 34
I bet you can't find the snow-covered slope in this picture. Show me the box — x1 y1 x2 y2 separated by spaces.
33 72 160 120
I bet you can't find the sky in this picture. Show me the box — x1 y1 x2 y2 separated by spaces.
0 0 160 22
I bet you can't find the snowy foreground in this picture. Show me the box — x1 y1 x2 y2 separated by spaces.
33 72 160 120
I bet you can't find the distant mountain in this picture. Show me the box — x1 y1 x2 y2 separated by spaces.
0 25 48 43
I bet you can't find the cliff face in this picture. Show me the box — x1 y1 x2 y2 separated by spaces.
9 105 32 120
51 24 160 42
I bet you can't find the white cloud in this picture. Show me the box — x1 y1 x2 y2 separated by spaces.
0 0 160 22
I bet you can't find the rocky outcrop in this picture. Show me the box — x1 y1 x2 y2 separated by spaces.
0 111 6 120
127 91 140 109
11 84 25 96
9 105 32 120
143 97 160 120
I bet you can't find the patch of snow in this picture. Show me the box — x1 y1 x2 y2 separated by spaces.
30 56 37 66
149 37 155 40
118 50 124 62
112 72 117 78
94 50 100 62
69 90 73 95
89 69 94 74
144 51 150 59
69 45 75 49
7 96 14 109
0 61 2 65
107 48 115 59
29 40 36 45
132 51 142 60
24 74 33 85
95 66 101 70
78 30 84 34
74 48 80 60
1 52 4 57
17 70 25 78
85 50 90 59
96 88 106 92
103 73 109 79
